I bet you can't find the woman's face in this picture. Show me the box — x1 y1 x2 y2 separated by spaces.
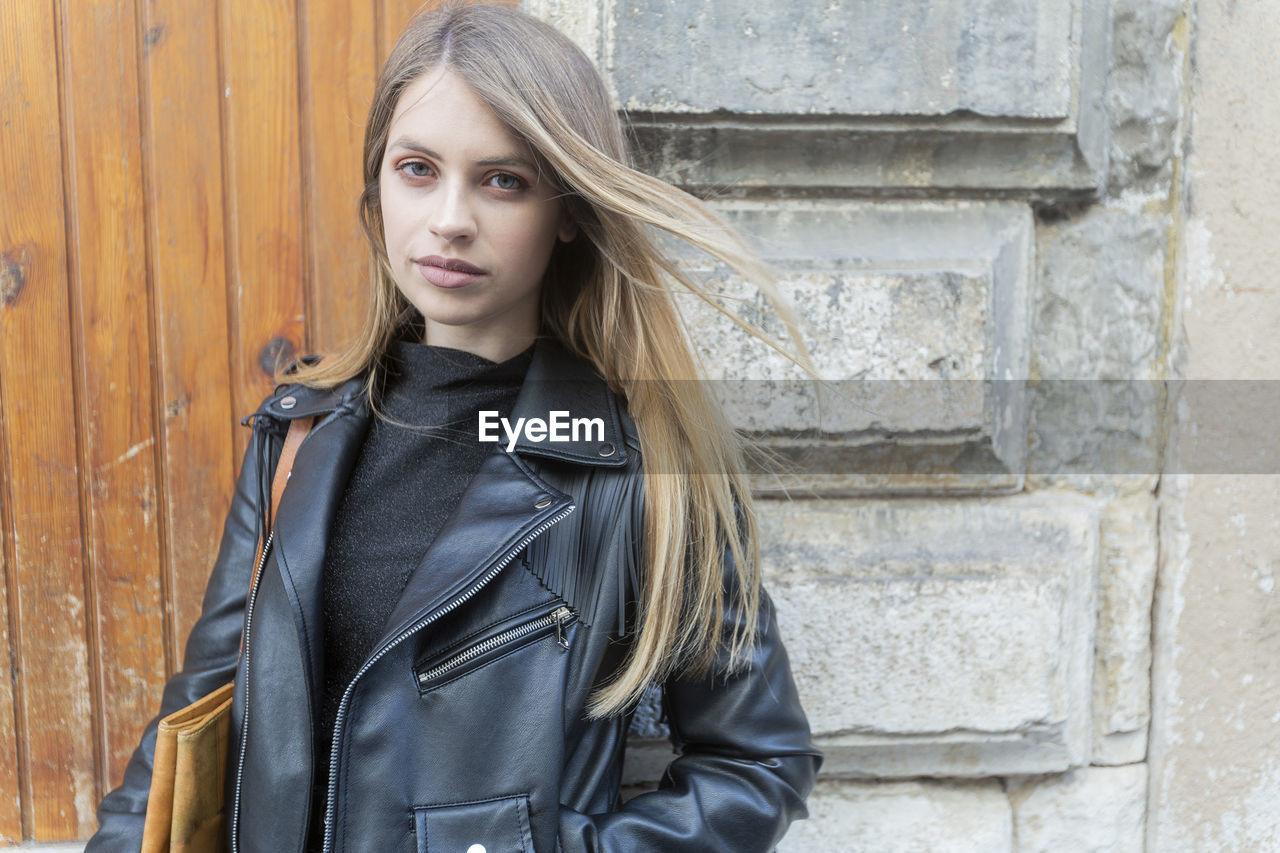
378 67 575 360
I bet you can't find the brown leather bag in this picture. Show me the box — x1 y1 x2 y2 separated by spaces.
140 416 313 852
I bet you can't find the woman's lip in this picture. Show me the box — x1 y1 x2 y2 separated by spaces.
415 255 486 288
416 260 485 289
417 255 485 274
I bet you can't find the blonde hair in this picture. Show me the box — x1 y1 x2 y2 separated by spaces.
289 0 807 716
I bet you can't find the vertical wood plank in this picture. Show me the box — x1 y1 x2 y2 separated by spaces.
58 0 170 800
0 446 23 842
139 0 237 672
0 0 97 839
59 0 167 804
300 0 377 353
379 0 428 62
220 0 308 460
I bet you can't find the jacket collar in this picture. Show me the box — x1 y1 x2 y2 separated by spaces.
249 335 630 469
503 335 630 467
256 336 626 694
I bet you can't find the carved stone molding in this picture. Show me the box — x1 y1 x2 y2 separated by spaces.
529 0 1112 198
679 200 1033 495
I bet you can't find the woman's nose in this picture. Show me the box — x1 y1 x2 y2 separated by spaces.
427 181 477 242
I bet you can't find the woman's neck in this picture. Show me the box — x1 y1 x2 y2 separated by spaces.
420 324 538 363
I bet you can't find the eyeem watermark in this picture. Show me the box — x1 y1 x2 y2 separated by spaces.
479 410 605 452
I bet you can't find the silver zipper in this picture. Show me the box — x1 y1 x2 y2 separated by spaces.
229 529 274 853
322 503 576 853
416 605 575 688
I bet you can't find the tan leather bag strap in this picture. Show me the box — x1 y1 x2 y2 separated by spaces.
249 416 314 603
271 416 314 524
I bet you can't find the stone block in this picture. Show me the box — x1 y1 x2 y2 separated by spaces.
760 494 1098 778
611 1 1075 118
1007 765 1148 852
678 200 1033 495
526 0 1111 195
1092 493 1158 764
516 0 599 62
780 779 1013 853
1028 200 1170 487
1108 0 1186 191
1032 202 1167 380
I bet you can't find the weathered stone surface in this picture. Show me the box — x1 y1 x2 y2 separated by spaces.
691 201 1033 381
1033 201 1168 380
758 494 1098 777
1147 0 1280 845
674 200 1032 494
629 120 1112 198
1007 765 1148 852
632 122 1114 197
611 0 1074 118
624 493 1101 782
1024 474 1161 500
527 0 1111 195
1028 200 1169 486
517 0 598 61
1108 0 1186 191
1150 472 1280 852
779 779 1013 853
1092 493 1158 764
1093 730 1148 767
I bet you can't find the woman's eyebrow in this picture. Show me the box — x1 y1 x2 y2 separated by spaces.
475 154 536 170
387 136 535 171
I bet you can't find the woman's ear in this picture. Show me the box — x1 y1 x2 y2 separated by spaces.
557 207 579 243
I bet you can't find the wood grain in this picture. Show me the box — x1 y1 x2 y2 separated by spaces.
0 0 555 840
219 0 308 461
0 0 97 839
301 0 377 354
59 0 171 799
139 0 238 675
378 0 428 63
0 419 22 843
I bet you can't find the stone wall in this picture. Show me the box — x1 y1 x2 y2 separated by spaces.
514 0 1268 850
1147 0 1280 850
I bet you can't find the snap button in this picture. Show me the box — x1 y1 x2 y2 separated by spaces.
466 845 486 853
597 442 615 457
534 498 552 509
279 395 297 410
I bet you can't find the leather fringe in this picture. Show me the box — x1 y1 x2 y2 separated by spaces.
522 465 643 637
246 414 285 544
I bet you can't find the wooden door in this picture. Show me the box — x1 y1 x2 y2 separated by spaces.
0 0 463 842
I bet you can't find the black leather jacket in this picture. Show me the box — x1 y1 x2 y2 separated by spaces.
88 339 821 852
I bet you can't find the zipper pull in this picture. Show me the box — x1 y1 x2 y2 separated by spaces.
553 606 573 651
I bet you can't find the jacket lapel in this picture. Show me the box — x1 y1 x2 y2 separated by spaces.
264 337 631 678
373 337 628 652
271 393 371 694
374 450 574 652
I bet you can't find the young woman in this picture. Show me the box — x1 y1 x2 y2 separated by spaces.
88 3 820 851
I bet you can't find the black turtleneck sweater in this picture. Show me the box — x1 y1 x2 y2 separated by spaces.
308 339 532 847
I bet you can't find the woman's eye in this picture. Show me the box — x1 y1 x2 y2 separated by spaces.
488 173 524 191
398 161 432 178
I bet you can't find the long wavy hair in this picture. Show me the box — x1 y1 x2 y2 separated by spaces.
288 0 807 717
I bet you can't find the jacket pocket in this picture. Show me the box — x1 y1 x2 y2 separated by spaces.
411 794 534 853
413 604 577 696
